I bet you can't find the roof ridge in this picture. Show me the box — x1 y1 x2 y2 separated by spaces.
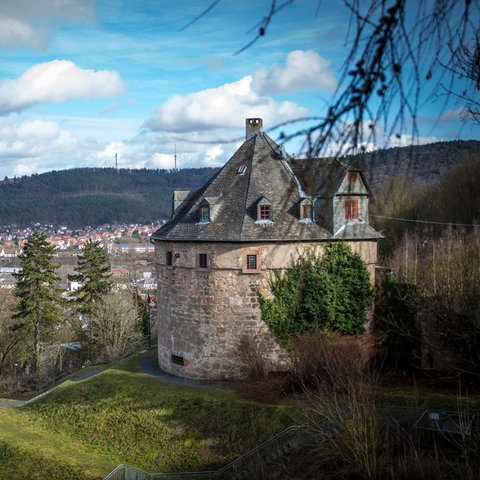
238 135 257 240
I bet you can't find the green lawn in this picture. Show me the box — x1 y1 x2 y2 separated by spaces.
1 354 479 480
0 355 295 480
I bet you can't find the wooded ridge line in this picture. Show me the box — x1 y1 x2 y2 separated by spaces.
0 140 478 228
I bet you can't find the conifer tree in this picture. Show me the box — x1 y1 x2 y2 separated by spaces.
69 239 112 361
13 231 63 374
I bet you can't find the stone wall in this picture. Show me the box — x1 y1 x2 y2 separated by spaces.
154 239 378 380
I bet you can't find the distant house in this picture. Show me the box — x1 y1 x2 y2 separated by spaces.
151 118 381 380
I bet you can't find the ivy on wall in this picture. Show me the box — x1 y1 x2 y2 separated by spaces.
259 242 374 350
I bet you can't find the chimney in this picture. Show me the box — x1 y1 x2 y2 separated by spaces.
245 118 263 139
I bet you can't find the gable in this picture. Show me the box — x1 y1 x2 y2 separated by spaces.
152 119 381 243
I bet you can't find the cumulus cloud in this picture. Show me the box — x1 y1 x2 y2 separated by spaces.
0 117 78 177
0 60 125 114
0 0 94 49
151 153 177 170
144 75 309 133
251 50 337 95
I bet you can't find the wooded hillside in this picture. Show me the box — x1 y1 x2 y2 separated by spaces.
0 140 478 227
349 139 480 190
0 167 217 227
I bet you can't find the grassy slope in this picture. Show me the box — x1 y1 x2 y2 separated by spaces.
0 355 295 480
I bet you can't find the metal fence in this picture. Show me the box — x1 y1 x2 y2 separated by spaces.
103 425 318 480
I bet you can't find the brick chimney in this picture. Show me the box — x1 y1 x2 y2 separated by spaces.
245 118 263 139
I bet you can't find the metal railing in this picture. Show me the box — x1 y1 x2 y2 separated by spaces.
103 406 480 480
103 425 318 480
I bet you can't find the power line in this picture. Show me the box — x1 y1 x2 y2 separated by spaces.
370 214 480 228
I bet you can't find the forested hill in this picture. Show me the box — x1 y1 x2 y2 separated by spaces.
0 167 218 227
0 140 479 228
350 139 480 188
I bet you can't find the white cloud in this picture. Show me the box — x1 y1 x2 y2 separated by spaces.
0 60 125 114
204 145 225 167
0 117 78 177
386 134 438 148
0 18 47 50
144 75 309 134
0 0 94 49
251 50 337 95
96 141 127 167
151 153 177 170
438 107 471 122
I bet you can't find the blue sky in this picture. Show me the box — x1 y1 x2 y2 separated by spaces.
0 0 478 179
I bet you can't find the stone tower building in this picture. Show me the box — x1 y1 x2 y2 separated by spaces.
151 118 381 380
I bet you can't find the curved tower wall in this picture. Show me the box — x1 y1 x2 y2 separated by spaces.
154 239 378 380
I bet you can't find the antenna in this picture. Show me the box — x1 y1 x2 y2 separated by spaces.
174 144 177 170
115 153 118 172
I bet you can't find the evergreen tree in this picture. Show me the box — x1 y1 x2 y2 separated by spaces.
69 239 112 361
13 231 63 373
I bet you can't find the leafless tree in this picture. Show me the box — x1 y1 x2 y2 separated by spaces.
91 290 143 363
185 1 480 155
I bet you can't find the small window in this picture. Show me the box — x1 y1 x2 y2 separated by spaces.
237 164 247 175
200 204 210 223
166 250 173 266
344 199 359 220
301 202 312 220
243 253 261 273
259 204 271 220
171 354 184 366
246 254 257 270
198 253 208 270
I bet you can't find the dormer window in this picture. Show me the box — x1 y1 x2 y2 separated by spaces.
259 204 271 220
300 199 313 221
344 199 359 220
199 201 210 223
257 197 272 221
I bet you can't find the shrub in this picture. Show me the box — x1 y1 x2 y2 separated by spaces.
259 243 374 349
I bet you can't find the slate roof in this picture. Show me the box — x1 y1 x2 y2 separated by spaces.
287 158 370 197
152 124 381 243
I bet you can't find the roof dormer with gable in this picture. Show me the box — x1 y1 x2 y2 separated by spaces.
151 118 381 381
152 119 381 243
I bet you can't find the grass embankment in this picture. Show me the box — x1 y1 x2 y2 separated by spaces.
0 355 295 480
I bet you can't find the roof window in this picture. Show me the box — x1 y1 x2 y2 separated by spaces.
237 164 247 175
256 197 273 222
